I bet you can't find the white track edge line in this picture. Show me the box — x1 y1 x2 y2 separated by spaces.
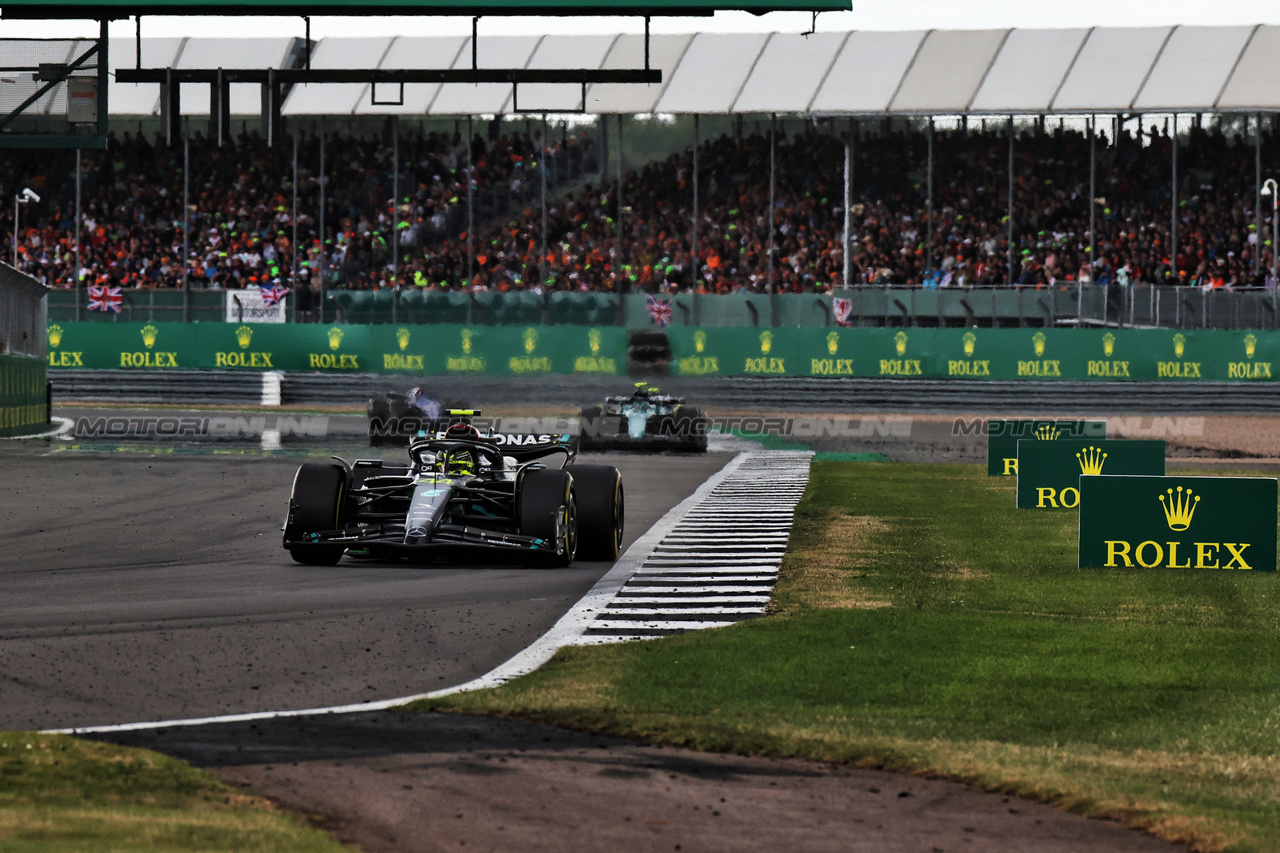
2 416 72 441
49 451 758 735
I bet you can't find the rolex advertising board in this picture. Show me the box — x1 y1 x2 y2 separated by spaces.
1079 476 1278 571
43 323 626 375
1015 439 1166 509
986 419 1109 476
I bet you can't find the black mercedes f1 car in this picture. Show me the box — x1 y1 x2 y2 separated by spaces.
367 385 470 446
579 382 708 453
283 422 624 567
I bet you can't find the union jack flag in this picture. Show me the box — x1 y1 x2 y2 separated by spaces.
259 282 290 306
87 285 123 313
831 296 853 327
646 294 672 326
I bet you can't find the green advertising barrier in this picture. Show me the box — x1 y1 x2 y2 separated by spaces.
986 419 1109 477
0 353 47 437
1016 439 1166 509
44 322 627 376
1079 476 1278 571
665 327 1280 381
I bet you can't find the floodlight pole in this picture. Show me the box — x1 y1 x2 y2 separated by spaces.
466 116 474 285
842 119 852 288
1264 179 1278 285
292 131 298 322
1171 114 1178 285
1257 113 1263 279
392 115 399 294
926 117 934 282
13 193 29 268
1088 116 1095 275
692 114 700 291
1007 116 1014 285
767 114 775 294
540 114 549 288
74 149 81 320
616 115 624 287
319 120 326 314
182 127 190 322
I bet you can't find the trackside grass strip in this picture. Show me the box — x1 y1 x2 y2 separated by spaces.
410 461 1280 853
0 733 350 852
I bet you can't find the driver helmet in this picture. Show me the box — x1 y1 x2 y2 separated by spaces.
445 450 474 477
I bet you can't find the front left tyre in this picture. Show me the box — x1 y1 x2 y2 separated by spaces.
519 468 578 567
285 462 348 566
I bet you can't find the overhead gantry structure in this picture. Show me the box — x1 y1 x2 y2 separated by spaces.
0 0 849 148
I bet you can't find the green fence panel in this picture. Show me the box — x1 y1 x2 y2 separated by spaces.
0 353 46 437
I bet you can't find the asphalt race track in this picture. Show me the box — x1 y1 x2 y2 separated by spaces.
0 440 732 731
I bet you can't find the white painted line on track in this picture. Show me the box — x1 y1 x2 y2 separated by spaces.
2 416 72 440
48 451 757 735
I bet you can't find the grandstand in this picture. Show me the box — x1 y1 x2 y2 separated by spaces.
10 26 1280 328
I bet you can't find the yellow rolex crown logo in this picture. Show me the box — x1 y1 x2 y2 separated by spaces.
1103 332 1115 357
461 328 474 354
141 324 159 349
694 330 707 353
397 327 411 351
1032 331 1046 357
1034 425 1061 440
1173 333 1186 358
826 330 839 355
760 330 773 355
1076 446 1108 476
894 330 908 356
235 325 253 349
588 328 601 356
1159 486 1200 531
962 331 976 356
47 324 63 348
523 327 538 354
327 327 344 350
1245 334 1257 359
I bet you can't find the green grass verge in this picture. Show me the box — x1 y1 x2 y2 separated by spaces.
409 461 1280 853
0 733 349 852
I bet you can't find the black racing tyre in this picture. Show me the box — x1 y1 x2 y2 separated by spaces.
367 397 391 447
572 465 625 561
519 468 578 567
286 462 348 566
578 405 604 450
674 406 708 453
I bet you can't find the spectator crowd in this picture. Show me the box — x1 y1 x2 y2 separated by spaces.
2 116 1275 302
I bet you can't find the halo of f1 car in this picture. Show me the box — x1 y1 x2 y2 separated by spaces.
284 414 624 567
578 382 708 453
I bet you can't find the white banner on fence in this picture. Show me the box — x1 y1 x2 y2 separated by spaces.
224 290 287 324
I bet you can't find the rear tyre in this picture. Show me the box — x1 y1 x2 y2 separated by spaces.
519 468 577 567
367 397 391 447
674 406 708 453
578 405 604 451
286 462 348 566
572 465 625 561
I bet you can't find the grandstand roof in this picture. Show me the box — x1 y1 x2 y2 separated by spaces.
100 25 1280 117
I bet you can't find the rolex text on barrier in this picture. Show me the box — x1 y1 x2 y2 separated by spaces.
986 419 1108 476
1015 439 1166 509
1079 476 1277 571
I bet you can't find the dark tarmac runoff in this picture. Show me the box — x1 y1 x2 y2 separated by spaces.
0 437 732 731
